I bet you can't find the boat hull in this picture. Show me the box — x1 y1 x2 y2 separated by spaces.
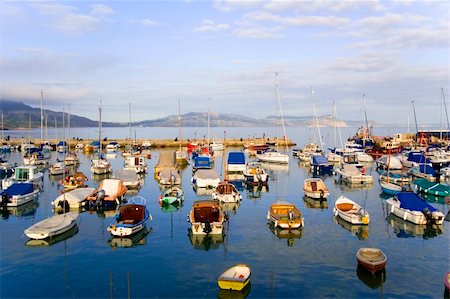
218 264 251 291
386 198 444 225
25 212 79 240
356 248 387 274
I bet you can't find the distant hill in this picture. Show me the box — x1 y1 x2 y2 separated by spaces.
1 100 358 129
0 100 120 129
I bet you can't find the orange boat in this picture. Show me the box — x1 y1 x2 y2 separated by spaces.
87 178 128 206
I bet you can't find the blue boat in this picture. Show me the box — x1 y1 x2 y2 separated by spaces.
227 152 246 174
310 155 333 176
107 196 151 237
193 156 211 170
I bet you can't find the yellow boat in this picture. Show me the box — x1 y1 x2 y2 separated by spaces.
218 264 251 291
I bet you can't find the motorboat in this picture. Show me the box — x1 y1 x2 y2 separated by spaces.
49 161 69 176
267 201 304 229
243 162 269 186
256 150 289 164
62 172 88 191
189 200 225 235
157 167 181 186
227 152 246 174
2 165 43 190
86 178 128 207
64 153 80 166
0 183 40 208
212 182 242 203
303 178 329 199
217 264 251 291
24 212 79 240
385 192 444 225
51 187 96 210
107 196 151 237
335 164 373 185
333 196 369 225
356 247 387 274
412 179 449 197
91 157 112 175
159 186 184 206
191 169 220 189
124 156 147 174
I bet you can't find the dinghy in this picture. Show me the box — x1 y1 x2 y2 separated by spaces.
51 187 96 210
267 201 304 229
25 212 79 240
107 196 151 237
86 178 127 207
212 182 242 203
303 178 329 199
218 264 251 291
334 196 369 225
356 247 387 274
159 186 184 206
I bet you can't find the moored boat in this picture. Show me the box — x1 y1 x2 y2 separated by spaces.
51 187 96 210
159 186 184 206
356 247 387 274
217 264 251 291
189 200 225 235
86 178 128 207
212 182 242 203
303 178 329 199
107 196 151 237
412 179 449 197
0 183 40 208
333 195 369 225
24 212 79 240
62 172 88 191
267 201 304 229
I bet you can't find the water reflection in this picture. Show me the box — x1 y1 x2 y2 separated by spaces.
90 206 119 218
302 195 328 209
268 223 303 247
386 214 444 239
217 283 251 299
1 199 39 219
193 186 214 196
334 216 369 240
187 229 224 251
25 225 78 247
160 202 183 213
220 202 241 214
92 173 111 183
245 185 268 200
108 227 150 249
356 265 386 290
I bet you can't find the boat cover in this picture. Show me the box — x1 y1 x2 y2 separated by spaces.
311 155 329 165
57 141 67 146
194 156 211 169
2 183 34 196
407 152 430 163
419 164 437 176
396 192 437 212
228 152 245 165
414 179 449 194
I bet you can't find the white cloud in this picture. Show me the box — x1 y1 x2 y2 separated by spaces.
193 19 230 32
264 0 385 13
213 0 262 12
130 18 160 27
0 4 24 17
90 4 115 15
283 15 350 27
234 25 283 39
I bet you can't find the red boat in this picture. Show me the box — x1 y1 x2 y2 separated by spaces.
356 248 387 274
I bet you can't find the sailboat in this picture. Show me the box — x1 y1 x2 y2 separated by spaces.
91 102 112 175
256 73 289 164
64 104 80 166
175 99 188 165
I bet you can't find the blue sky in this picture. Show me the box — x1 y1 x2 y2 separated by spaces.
0 1 448 124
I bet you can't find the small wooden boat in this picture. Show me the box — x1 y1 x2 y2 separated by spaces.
267 201 304 229
24 212 79 240
379 180 402 195
107 196 151 237
189 200 225 235
303 178 329 199
51 187 96 210
62 172 88 191
334 196 369 225
218 264 251 291
212 182 242 203
356 247 387 273
159 186 184 206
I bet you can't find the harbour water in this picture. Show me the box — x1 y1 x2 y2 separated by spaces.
0 127 448 298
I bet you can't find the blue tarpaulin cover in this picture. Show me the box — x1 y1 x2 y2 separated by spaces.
2 183 34 196
312 155 329 165
419 164 437 176
228 152 245 165
194 156 211 169
407 152 430 163
396 192 437 212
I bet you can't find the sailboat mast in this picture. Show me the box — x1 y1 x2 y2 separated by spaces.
363 94 369 138
275 74 279 148
68 104 71 151
275 73 288 152
99 101 102 159
178 99 182 150
332 101 337 148
207 98 211 146
40 91 44 143
411 100 419 134
129 102 132 140
311 87 323 152
441 88 450 139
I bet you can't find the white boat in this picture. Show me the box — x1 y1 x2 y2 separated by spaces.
142 140 152 149
124 156 147 174
191 169 220 189
212 182 242 203
51 187 96 210
75 143 84 150
114 169 143 189
256 150 289 164
91 158 112 175
64 153 80 166
326 152 343 163
356 152 374 163
210 139 224 151
333 195 369 225
159 186 184 206
0 183 40 207
217 264 251 291
376 155 403 170
107 196 151 237
189 200 225 235
2 166 43 189
49 161 68 176
105 142 120 152
158 167 181 186
335 164 373 185
243 162 269 186
24 212 79 240
386 192 445 225
303 178 329 199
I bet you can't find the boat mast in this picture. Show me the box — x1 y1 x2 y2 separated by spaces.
1 113 3 141
40 91 44 143
129 102 132 141
178 99 182 150
332 101 337 148
362 94 370 139
55 116 58 141
442 88 450 140
68 103 71 152
207 97 211 146
275 73 288 152
411 100 419 134
98 101 102 159
311 88 323 152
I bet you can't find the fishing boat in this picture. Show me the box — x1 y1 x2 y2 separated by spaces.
189 200 225 235
158 186 184 206
267 201 304 229
217 264 251 291
385 192 445 225
303 178 329 199
356 247 387 274
412 179 449 197
243 162 269 186
51 187 96 210
212 181 242 203
24 212 79 240
0 183 40 208
333 196 369 225
86 178 128 207
107 196 151 237
62 172 88 191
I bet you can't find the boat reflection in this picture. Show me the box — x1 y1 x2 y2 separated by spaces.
187 229 224 251
193 186 214 196
220 201 241 214
303 195 328 209
245 185 268 200
160 202 183 213
268 223 303 247
229 179 245 191
334 216 369 240
25 225 78 247
108 227 151 249
1 199 39 219
260 162 289 173
218 283 251 299
356 265 386 289
92 173 110 183
90 206 119 218
336 181 373 192
386 214 444 239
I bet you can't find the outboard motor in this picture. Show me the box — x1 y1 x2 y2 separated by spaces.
1 194 10 209
95 190 106 207
58 200 70 213
422 207 434 225
203 219 212 234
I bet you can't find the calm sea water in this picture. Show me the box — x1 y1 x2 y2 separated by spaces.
1 127 448 299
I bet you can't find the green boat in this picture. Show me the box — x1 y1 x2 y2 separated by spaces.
158 186 184 206
413 179 450 197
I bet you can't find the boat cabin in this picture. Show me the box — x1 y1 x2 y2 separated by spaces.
192 200 222 223
117 204 146 224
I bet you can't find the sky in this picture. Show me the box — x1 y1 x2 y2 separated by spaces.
0 0 448 125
